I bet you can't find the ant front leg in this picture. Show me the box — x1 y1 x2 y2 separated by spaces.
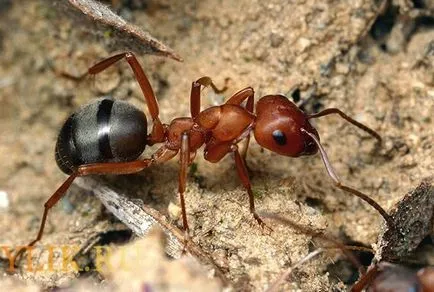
88 52 165 144
231 145 271 231
190 76 229 118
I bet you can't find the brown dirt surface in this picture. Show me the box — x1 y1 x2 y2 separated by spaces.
0 0 433 291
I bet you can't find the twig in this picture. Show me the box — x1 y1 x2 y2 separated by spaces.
74 177 229 285
49 0 182 61
266 248 324 292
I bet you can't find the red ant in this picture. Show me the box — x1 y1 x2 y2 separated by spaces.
353 263 434 292
16 51 393 259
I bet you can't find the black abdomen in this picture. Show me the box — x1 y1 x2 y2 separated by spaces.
55 98 148 174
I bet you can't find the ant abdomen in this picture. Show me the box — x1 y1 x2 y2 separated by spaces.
55 98 148 174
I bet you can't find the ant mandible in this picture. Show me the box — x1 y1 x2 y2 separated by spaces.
18 51 393 256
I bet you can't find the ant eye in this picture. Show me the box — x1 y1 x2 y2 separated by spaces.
272 130 287 145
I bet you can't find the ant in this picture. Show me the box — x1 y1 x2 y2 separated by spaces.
352 262 434 291
16 51 393 260
262 213 434 292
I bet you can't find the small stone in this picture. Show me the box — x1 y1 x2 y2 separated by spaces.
0 191 9 209
168 201 181 220
270 33 284 48
254 48 268 61
297 37 311 52
335 63 350 74
330 75 345 87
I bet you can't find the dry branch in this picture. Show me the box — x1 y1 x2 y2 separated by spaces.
50 0 182 61
376 176 434 262
74 177 229 285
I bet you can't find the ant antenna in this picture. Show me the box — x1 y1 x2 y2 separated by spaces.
307 108 382 143
301 129 394 229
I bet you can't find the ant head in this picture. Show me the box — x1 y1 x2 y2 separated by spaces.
253 95 319 157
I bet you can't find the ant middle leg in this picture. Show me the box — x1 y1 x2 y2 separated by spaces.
178 132 192 234
203 141 269 231
225 87 254 109
225 87 255 160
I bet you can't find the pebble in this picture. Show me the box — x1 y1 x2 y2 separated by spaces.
168 201 181 220
297 37 312 52
0 190 9 209
270 32 284 48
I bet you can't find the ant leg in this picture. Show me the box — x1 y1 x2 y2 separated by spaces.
301 128 394 229
16 148 177 262
231 145 270 230
225 87 255 160
190 76 229 118
225 87 254 108
78 147 178 176
351 264 380 292
307 108 382 142
178 132 191 234
204 140 232 163
88 52 165 144
241 133 251 162
204 141 270 229
15 173 79 261
14 159 153 262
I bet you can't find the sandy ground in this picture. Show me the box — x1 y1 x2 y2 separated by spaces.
0 0 433 291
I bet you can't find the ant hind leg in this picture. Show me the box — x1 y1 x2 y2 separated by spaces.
14 147 179 265
88 52 165 144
